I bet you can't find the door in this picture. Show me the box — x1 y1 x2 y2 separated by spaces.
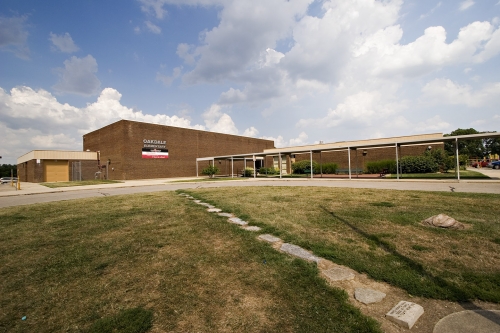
44 160 69 182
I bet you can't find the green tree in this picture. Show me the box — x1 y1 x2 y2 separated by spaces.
444 128 485 158
201 165 219 178
0 164 17 177
483 135 500 157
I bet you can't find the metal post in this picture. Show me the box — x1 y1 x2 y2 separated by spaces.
348 148 352 180
253 155 256 179
320 151 323 178
231 156 234 178
279 153 282 179
310 150 313 179
395 143 399 180
196 160 198 177
456 138 460 181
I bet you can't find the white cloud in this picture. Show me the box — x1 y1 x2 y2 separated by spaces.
414 115 451 132
49 32 79 53
243 126 259 137
0 86 207 163
53 55 101 96
156 66 182 86
138 0 169 19
419 2 442 20
421 79 500 108
289 131 308 146
0 15 30 59
459 0 475 11
260 135 284 147
201 104 238 135
145 21 161 34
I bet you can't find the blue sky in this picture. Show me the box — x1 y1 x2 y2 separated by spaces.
1 0 500 164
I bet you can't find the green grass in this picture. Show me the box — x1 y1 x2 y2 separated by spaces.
0 192 380 333
169 177 248 182
186 187 500 303
41 180 122 188
387 170 489 179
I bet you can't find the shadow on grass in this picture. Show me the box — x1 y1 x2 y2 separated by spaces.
320 206 471 302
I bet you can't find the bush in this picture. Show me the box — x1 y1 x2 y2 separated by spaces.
399 155 438 173
365 160 397 174
426 148 454 172
292 160 319 174
201 165 219 178
243 167 254 177
259 167 279 175
319 162 338 174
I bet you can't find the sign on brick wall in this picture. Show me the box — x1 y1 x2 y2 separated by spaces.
142 148 169 159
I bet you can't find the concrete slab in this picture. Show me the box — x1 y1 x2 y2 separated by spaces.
386 301 424 329
243 226 261 231
258 234 281 243
207 208 222 213
322 267 356 282
217 212 233 217
354 288 386 304
280 243 321 263
228 217 248 226
433 310 500 333
193 200 201 203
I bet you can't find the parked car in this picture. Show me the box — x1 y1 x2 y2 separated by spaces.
472 160 490 168
0 177 18 184
489 161 500 169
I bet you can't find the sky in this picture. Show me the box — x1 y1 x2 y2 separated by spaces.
1 0 500 164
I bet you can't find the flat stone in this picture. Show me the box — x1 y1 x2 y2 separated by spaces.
386 301 424 329
280 243 321 263
354 288 386 304
243 226 261 231
323 267 356 281
422 214 464 229
207 208 222 213
433 310 500 333
258 234 281 243
193 200 201 203
228 217 248 226
198 203 215 208
217 212 233 217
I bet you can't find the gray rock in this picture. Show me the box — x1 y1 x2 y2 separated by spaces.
386 301 424 329
323 267 355 281
258 234 281 243
422 214 464 229
243 226 261 232
354 288 386 304
217 212 233 217
228 217 248 226
433 310 500 333
280 243 321 263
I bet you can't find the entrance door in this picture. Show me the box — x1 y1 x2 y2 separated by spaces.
44 160 69 182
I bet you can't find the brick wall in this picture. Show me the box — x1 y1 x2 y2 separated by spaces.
83 120 275 180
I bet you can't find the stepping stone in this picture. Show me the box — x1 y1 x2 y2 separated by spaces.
217 212 233 217
280 243 321 263
386 301 424 329
199 203 215 208
228 217 248 226
354 288 386 304
433 310 500 333
323 267 355 281
258 234 281 243
193 200 201 203
207 208 222 213
243 226 261 232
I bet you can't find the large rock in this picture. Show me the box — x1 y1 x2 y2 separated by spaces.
422 214 465 229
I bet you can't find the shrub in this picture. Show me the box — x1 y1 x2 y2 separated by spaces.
399 155 438 173
426 148 454 172
319 162 338 174
365 160 397 174
292 160 319 174
243 167 254 177
259 167 279 175
201 165 219 178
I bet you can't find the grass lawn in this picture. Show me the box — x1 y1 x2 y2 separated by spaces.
0 192 380 333
170 177 249 182
186 187 500 303
387 170 490 179
41 180 122 188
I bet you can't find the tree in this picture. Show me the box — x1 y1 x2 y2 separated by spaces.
0 164 17 177
483 134 500 157
201 165 219 178
444 128 485 158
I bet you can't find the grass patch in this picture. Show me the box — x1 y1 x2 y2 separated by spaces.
89 307 153 333
387 170 489 179
169 177 248 183
41 180 122 188
0 192 380 333
186 187 500 303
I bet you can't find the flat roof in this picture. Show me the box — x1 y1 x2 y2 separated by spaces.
17 150 98 164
